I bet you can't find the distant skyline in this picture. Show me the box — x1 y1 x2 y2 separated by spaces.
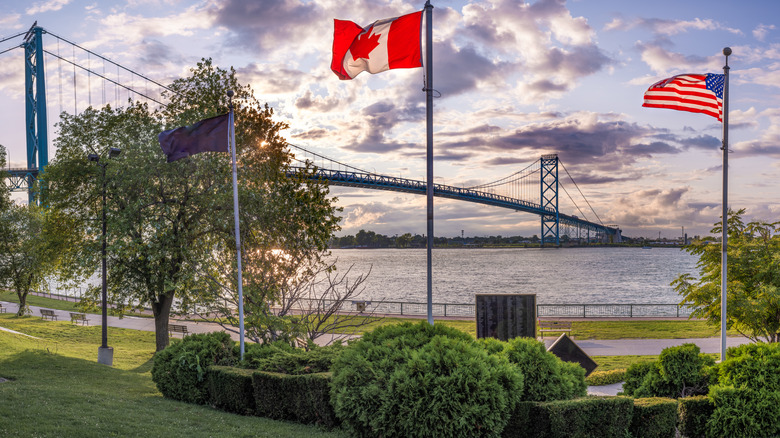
1 0 779 239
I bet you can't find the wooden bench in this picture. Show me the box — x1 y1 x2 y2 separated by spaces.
0 303 6 313
538 320 572 339
40 309 58 321
168 324 189 337
70 312 89 325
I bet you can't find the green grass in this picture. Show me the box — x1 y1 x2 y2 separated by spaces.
570 320 740 339
0 314 348 438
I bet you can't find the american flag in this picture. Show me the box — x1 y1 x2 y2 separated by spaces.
642 73 724 122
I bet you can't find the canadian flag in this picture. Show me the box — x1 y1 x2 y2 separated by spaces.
331 11 423 80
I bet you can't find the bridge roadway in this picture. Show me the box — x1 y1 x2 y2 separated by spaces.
289 166 620 238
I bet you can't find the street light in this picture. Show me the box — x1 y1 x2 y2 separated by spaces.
89 147 121 366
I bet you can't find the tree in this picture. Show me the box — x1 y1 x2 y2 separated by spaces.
673 209 780 343
44 59 340 351
0 205 65 316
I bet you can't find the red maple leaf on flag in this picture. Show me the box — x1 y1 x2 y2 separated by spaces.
351 28 381 61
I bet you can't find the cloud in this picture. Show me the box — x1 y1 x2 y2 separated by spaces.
636 42 716 75
605 16 742 37
213 0 321 57
753 24 775 41
26 0 72 15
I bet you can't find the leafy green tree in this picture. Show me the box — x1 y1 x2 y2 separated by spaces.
673 209 780 342
44 59 339 351
0 205 65 316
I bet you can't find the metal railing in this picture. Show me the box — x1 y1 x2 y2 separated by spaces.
21 290 695 319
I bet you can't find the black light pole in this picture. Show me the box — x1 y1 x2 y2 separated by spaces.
88 147 121 366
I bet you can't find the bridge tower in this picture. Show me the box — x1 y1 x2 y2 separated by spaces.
21 23 48 203
540 154 559 246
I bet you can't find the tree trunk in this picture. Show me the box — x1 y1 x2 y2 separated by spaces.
152 292 175 352
15 290 28 317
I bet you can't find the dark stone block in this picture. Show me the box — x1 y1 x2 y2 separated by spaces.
546 333 598 376
475 294 536 341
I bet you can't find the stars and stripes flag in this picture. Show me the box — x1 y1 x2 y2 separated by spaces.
642 73 725 122
331 11 423 80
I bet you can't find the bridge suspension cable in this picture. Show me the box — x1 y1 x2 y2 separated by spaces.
559 159 604 227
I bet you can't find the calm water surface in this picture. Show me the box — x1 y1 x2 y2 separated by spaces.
325 247 698 305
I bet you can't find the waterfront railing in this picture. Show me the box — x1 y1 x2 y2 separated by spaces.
26 290 695 319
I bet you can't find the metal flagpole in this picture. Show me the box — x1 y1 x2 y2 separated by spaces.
228 90 246 359
720 47 731 362
424 1 434 326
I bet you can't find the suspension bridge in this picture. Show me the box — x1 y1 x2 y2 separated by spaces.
1 23 621 245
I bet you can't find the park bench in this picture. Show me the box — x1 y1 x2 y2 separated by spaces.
69 312 89 325
538 320 572 339
352 300 371 313
40 309 58 321
0 303 6 313
168 324 189 337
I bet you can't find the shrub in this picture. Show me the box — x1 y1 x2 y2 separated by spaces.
330 322 523 438
677 396 713 438
501 337 586 401
151 332 236 404
621 362 655 396
206 366 256 415
253 371 338 428
621 344 713 398
242 340 344 374
707 343 780 438
585 369 626 386
502 397 634 438
629 398 677 438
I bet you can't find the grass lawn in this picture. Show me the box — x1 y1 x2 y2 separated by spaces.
0 314 348 438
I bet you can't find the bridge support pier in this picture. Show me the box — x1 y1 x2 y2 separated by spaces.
540 154 559 246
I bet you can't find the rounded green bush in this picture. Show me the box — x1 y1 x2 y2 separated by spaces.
621 344 713 398
500 337 586 401
151 332 235 404
330 322 523 438
707 343 780 438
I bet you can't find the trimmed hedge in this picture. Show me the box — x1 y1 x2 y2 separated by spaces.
151 332 236 404
677 396 713 438
585 369 626 387
629 397 677 438
253 371 338 428
502 397 634 438
206 366 256 415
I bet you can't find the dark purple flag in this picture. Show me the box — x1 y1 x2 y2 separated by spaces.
158 113 229 162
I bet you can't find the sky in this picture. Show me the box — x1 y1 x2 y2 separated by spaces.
1 0 779 240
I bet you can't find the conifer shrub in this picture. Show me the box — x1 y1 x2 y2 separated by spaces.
501 397 634 438
621 344 713 398
629 397 678 438
677 396 713 438
206 366 256 415
253 371 338 428
151 332 236 404
501 337 587 401
707 342 780 438
330 321 523 438
241 340 343 374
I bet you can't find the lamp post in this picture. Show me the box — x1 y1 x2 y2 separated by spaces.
88 147 121 366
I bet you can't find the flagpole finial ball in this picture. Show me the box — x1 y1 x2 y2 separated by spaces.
723 47 732 56
227 90 234 98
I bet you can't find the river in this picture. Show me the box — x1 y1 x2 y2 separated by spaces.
325 247 699 305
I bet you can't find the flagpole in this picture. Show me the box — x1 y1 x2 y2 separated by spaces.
720 47 731 362
424 0 434 326
228 90 246 359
